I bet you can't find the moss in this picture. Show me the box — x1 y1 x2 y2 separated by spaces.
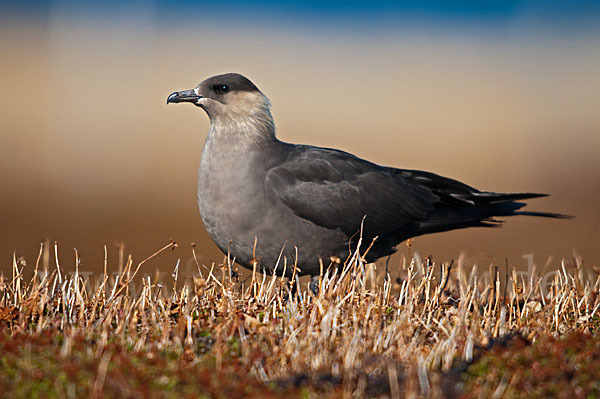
461 332 600 399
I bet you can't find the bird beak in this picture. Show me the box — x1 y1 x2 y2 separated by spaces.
166 88 203 104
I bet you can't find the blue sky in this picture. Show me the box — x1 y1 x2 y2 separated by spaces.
4 0 600 31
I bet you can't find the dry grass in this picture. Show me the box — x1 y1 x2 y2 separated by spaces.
1 240 599 398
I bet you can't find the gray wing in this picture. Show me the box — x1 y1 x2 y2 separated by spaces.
265 145 555 241
264 146 440 238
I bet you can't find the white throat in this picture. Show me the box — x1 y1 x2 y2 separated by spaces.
207 92 277 151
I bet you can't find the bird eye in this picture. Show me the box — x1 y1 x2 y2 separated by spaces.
217 84 230 94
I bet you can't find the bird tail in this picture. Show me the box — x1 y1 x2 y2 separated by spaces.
512 210 573 219
483 192 573 219
416 193 572 236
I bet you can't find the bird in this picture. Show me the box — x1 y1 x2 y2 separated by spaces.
167 73 568 277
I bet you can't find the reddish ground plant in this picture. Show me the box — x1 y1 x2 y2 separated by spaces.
0 241 598 398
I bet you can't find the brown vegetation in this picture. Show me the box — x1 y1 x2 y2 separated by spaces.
0 241 599 398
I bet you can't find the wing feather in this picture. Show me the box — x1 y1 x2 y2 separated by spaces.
265 147 437 238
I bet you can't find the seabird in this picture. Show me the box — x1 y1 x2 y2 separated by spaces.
167 73 568 276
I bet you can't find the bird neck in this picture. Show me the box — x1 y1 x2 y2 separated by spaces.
207 107 277 152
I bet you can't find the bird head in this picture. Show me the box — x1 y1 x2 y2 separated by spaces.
167 73 270 122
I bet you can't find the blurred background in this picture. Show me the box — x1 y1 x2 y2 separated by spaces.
1 1 599 278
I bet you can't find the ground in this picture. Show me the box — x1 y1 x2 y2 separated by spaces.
0 241 598 398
